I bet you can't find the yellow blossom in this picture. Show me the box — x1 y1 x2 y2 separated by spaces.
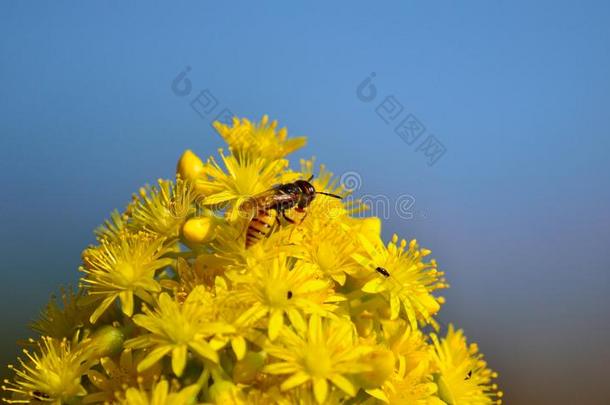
4 116 502 404
117 379 201 405
214 115 306 160
125 286 234 377
196 149 295 221
231 254 344 340
31 287 95 339
264 315 373 404
2 337 93 404
95 209 129 243
80 231 174 323
128 178 197 239
352 234 447 328
293 219 363 285
83 348 161 404
431 325 503 404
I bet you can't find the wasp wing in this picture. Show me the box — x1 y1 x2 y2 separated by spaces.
239 187 298 216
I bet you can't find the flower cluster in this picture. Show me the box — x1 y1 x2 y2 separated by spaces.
3 116 502 404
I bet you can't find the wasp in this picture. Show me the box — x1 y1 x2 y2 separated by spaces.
240 176 342 248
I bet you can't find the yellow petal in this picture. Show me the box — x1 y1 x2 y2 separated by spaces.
280 371 310 391
268 310 284 340
390 294 401 320
189 341 219 363
286 308 306 334
119 291 134 317
231 336 247 360
152 379 169 405
137 345 172 372
308 314 323 344
171 344 188 377
365 388 389 402
263 362 299 375
329 374 357 396
89 294 117 324
313 377 329 404
362 278 385 293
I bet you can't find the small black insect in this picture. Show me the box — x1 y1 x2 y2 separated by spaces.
465 370 472 380
376 266 390 277
287 290 293 299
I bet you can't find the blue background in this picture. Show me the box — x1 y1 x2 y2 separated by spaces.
1 1 609 403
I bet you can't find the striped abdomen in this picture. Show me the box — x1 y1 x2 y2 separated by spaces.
245 209 278 248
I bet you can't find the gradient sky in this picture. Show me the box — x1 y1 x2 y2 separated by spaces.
1 1 609 403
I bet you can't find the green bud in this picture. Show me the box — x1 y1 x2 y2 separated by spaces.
88 325 124 358
232 351 265 384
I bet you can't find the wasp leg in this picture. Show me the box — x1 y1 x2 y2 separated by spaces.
282 210 297 224
294 207 308 225
273 213 282 232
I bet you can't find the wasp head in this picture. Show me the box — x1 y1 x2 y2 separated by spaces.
294 180 316 208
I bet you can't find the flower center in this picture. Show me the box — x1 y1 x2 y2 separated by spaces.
303 345 331 377
265 282 290 308
316 244 337 272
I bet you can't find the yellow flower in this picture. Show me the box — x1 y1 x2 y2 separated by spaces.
80 231 174 323
214 115 307 160
197 150 294 221
160 257 207 300
264 315 373 404
117 379 201 405
95 209 129 242
431 325 503 405
2 337 92 404
83 348 161 404
369 322 442 404
293 219 362 285
128 178 197 239
125 286 234 377
4 116 503 404
352 234 447 328
30 287 95 339
231 254 344 340
205 217 296 275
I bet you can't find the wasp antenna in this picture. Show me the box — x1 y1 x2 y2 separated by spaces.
307 174 314 182
317 191 343 199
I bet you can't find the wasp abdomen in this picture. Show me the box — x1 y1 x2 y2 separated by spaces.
245 209 277 248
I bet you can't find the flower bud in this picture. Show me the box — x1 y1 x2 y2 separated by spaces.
88 325 124 358
177 150 205 181
182 217 217 244
232 351 265 384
